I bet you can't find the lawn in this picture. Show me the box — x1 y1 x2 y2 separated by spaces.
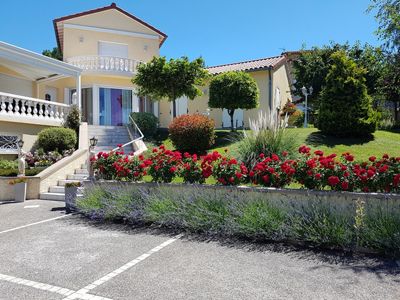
146 128 400 161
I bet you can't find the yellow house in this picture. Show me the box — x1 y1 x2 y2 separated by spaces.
158 56 292 128
0 2 293 200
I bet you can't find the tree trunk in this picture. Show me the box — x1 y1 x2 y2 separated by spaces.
172 99 177 118
228 109 235 132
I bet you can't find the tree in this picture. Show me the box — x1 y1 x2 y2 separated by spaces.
209 71 259 131
379 53 400 121
368 0 400 52
132 56 209 117
318 51 377 137
293 43 385 106
42 47 63 61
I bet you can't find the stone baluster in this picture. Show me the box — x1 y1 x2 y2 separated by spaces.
38 103 43 118
60 107 65 120
49 104 55 119
33 101 38 117
21 101 26 116
27 100 32 116
14 99 20 115
0 96 6 114
44 104 50 118
55 105 60 120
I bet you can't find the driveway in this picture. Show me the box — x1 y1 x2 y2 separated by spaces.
0 200 399 300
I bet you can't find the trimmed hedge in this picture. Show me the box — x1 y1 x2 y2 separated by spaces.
169 114 215 152
130 112 158 137
0 167 45 177
38 127 77 152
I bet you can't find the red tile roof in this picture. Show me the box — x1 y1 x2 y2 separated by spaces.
206 55 286 74
53 3 168 52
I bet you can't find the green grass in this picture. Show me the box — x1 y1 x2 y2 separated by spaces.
146 128 400 161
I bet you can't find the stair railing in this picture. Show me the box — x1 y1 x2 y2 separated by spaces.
112 115 144 153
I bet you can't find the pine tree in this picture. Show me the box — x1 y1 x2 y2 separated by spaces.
317 51 377 136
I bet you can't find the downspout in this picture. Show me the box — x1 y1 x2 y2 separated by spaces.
268 68 273 112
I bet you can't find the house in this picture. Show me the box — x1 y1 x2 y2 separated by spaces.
0 2 292 200
159 55 293 129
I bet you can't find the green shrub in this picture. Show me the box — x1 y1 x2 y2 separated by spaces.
169 114 215 152
38 127 77 152
0 159 18 169
130 112 158 137
64 105 81 134
0 167 45 177
317 51 377 137
288 110 304 127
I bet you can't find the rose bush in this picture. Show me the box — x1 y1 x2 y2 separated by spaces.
92 144 400 193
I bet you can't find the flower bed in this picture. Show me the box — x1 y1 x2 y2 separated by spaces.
78 182 400 256
91 145 400 194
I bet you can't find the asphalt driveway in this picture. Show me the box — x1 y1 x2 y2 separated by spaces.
0 200 399 300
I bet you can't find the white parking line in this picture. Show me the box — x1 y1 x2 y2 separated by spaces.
0 273 113 300
24 205 40 208
63 234 183 300
0 214 69 235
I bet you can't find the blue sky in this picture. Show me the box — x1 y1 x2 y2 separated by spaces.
0 0 380 67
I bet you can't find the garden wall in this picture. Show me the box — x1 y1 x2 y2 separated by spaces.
0 176 40 201
84 181 400 215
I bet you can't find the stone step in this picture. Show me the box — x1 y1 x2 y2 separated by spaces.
75 169 89 174
40 192 64 201
58 179 81 186
67 174 88 180
49 186 65 193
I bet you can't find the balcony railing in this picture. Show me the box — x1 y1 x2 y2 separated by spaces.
0 92 70 125
66 56 142 75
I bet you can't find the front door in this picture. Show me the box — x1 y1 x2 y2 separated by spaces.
99 88 132 126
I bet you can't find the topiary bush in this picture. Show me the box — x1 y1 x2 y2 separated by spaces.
317 51 377 137
38 127 77 152
64 105 81 134
130 112 158 137
168 114 215 152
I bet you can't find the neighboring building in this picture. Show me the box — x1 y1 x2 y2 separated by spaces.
159 56 293 128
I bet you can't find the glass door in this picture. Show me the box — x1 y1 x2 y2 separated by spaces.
99 88 132 126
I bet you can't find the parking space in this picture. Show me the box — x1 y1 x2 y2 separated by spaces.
0 200 399 300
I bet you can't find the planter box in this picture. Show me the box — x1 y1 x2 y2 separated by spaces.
65 186 78 213
14 182 27 202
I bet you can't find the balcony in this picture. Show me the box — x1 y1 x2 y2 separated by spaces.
0 92 70 126
66 56 142 76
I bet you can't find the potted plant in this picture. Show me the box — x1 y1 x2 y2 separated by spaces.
8 178 28 202
65 182 81 213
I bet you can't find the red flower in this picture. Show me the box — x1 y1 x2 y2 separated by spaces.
369 156 376 162
262 175 270 183
228 177 235 183
314 150 324 156
383 153 389 159
117 143 123 148
235 172 243 179
341 181 349 190
259 153 265 159
367 169 375 178
282 151 288 157
271 154 280 161
344 154 354 162
315 173 322 180
169 166 177 173
249 171 255 177
328 176 340 186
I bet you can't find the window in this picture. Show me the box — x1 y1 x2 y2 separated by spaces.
98 41 128 58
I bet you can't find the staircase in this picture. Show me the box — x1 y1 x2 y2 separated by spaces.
39 124 147 201
88 125 134 153
40 164 88 201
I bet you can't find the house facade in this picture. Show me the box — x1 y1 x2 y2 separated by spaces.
0 2 292 154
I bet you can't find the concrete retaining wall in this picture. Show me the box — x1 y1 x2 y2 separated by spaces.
84 181 400 215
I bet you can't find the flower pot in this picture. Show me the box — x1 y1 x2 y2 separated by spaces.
14 182 27 202
65 186 78 213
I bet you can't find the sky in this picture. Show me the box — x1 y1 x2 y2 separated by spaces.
0 0 381 67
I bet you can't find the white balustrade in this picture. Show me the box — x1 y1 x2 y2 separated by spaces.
67 56 141 75
0 92 70 125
